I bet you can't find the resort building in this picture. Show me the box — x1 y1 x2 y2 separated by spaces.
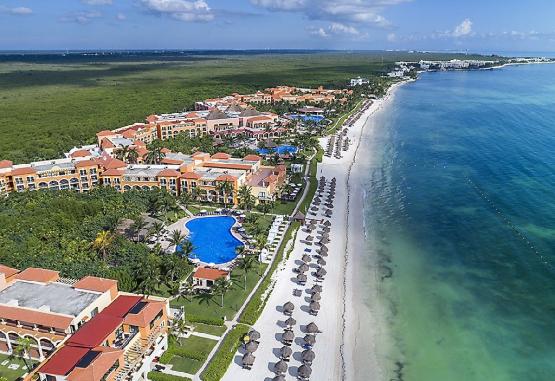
192 267 230 290
0 265 170 381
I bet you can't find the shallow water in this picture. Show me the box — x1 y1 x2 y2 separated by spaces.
359 64 555 381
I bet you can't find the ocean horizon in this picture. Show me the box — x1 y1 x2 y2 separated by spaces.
355 63 555 380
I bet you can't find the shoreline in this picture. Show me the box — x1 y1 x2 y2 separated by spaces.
341 79 411 381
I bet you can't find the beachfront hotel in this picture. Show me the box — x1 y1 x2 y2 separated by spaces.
0 265 169 381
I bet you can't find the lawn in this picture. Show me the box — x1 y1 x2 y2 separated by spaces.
167 336 218 375
193 323 227 337
171 263 267 322
0 354 34 380
269 199 298 216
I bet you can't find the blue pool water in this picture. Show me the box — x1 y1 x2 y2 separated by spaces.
288 114 325 123
258 145 298 155
184 216 243 264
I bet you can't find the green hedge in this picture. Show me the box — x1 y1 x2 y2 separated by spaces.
187 314 225 327
200 324 250 381
239 222 300 325
147 371 192 381
160 342 209 363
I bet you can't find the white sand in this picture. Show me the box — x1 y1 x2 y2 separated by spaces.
221 81 408 381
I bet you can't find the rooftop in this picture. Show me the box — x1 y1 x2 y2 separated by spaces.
0 281 101 317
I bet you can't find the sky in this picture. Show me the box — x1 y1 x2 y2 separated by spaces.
1 0 555 53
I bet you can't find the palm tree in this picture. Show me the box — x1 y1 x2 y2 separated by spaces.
238 185 256 211
179 191 193 210
216 180 234 208
127 148 139 164
255 234 267 253
148 221 165 243
170 317 189 344
145 146 166 165
179 239 194 258
180 282 196 302
115 146 129 162
11 337 32 371
212 277 232 308
169 230 186 253
92 230 114 262
131 217 148 242
237 254 257 290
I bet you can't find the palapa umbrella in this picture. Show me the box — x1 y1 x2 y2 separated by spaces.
306 322 319 334
317 258 326 266
319 237 330 245
323 220 332 227
282 330 295 343
305 235 314 241
310 301 321 312
325 211 333 218
283 301 295 314
304 334 316 346
318 250 328 257
310 206 319 212
274 360 288 374
316 268 327 277
298 263 309 273
301 254 311 263
248 330 261 342
320 232 330 239
246 341 259 353
311 285 322 293
298 364 313 379
285 317 296 327
273 376 286 381
311 292 321 302
242 353 255 366
301 349 316 363
280 345 292 359
297 274 307 283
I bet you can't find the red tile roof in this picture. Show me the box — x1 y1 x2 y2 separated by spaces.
211 152 231 160
243 155 262 162
74 160 98 169
123 300 164 328
67 314 122 348
70 150 91 158
202 162 252 171
193 267 229 281
0 264 19 278
216 174 237 182
73 276 118 294
67 347 123 381
100 295 142 318
10 166 37 176
15 267 59 283
157 169 181 178
100 138 115 149
38 345 90 376
101 168 124 177
181 172 201 180
0 160 13 169
0 305 73 330
96 130 114 137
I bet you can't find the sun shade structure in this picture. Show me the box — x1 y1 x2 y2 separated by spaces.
274 360 288 374
280 346 292 359
282 330 294 343
285 317 296 327
302 349 315 363
297 274 307 283
242 353 255 366
273 376 286 381
298 264 309 273
311 292 321 302
306 322 319 334
245 341 259 353
298 364 313 379
304 334 316 346
311 285 322 293
310 301 321 311
302 254 311 263
248 330 260 342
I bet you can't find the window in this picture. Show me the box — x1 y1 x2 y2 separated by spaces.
79 169 87 176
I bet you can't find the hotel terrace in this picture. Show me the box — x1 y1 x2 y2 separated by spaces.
0 265 169 381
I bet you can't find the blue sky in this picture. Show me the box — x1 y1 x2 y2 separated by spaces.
1 0 555 52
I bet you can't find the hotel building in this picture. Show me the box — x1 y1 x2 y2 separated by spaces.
0 265 169 381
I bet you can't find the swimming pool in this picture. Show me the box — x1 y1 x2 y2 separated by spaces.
183 216 243 264
258 145 299 155
288 114 325 123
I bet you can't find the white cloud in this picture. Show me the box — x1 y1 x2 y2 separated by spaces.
329 22 361 36
81 0 113 4
452 18 473 37
251 0 409 28
140 0 214 22
387 32 397 42
308 27 329 38
60 11 102 24
1 6 33 15
116 13 126 20
308 22 366 39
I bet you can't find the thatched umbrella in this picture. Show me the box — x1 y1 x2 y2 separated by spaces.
310 301 321 312
298 263 309 273
245 341 259 353
274 360 288 374
323 220 332 227
285 316 296 327
311 292 321 302
316 268 327 278
321 226 331 233
283 302 295 315
306 322 319 334
242 353 255 366
305 235 314 242
273 376 286 381
325 211 333 218
317 258 327 266
319 237 330 245
301 254 311 263
320 232 330 239
297 274 307 284
282 330 294 344
311 285 322 293
298 364 313 379
301 349 316 364
248 330 261 342
319 245 329 252
304 334 316 346
310 206 319 212
280 345 292 359
318 250 328 257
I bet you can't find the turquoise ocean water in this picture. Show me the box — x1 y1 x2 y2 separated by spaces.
361 64 555 381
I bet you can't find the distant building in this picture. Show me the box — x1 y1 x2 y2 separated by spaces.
350 77 370 87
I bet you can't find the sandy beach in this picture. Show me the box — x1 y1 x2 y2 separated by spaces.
221 80 407 381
